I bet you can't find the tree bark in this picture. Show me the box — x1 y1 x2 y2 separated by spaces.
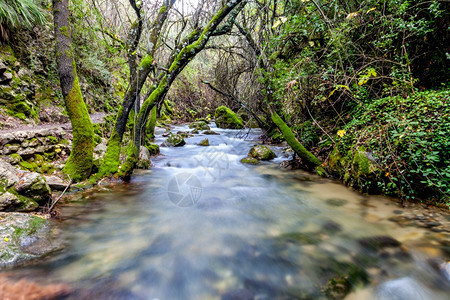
53 0 94 182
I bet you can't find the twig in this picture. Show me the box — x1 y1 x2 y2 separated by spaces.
48 176 72 213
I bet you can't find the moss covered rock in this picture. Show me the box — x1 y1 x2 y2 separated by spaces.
14 173 51 205
248 145 276 161
214 106 244 129
240 157 259 165
189 121 210 131
199 138 209 146
164 133 186 147
202 130 219 135
145 143 160 156
329 146 380 191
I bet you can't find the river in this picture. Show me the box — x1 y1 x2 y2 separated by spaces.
4 124 450 299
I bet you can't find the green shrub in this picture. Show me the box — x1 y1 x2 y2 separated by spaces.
335 90 449 204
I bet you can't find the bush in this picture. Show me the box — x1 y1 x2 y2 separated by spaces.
334 89 449 204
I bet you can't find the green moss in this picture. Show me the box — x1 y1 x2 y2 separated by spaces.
6 188 39 211
199 138 209 146
47 136 58 144
59 138 69 145
62 75 94 182
139 55 153 70
12 216 46 240
59 26 70 38
271 112 322 169
8 153 21 163
163 99 173 115
118 144 138 180
145 143 160 156
19 161 37 171
214 106 244 129
96 130 122 178
166 133 186 147
189 121 210 131
240 157 259 165
146 106 157 139
248 145 276 160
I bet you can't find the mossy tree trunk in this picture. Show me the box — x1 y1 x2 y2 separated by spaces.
271 111 322 170
97 0 176 178
53 0 94 182
99 0 246 179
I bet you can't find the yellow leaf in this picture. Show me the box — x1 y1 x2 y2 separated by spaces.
337 130 346 137
272 19 281 29
366 7 376 13
4 237 8 242
346 12 359 19
385 172 390 177
309 41 315 47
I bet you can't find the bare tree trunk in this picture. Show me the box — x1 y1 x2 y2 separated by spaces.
53 0 94 182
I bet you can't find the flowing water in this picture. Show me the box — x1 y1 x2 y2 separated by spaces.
4 124 450 299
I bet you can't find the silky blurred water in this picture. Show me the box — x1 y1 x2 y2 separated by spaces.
5 124 450 299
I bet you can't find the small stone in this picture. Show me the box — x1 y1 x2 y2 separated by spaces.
202 130 219 135
199 138 209 146
423 221 441 228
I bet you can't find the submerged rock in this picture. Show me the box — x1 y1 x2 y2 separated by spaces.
0 213 63 267
358 236 401 251
215 106 244 129
248 145 276 160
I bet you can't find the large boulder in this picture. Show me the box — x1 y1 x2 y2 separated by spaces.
248 145 276 160
14 172 51 205
214 106 244 129
0 158 20 187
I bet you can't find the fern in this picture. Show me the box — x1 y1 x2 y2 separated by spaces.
0 0 46 41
